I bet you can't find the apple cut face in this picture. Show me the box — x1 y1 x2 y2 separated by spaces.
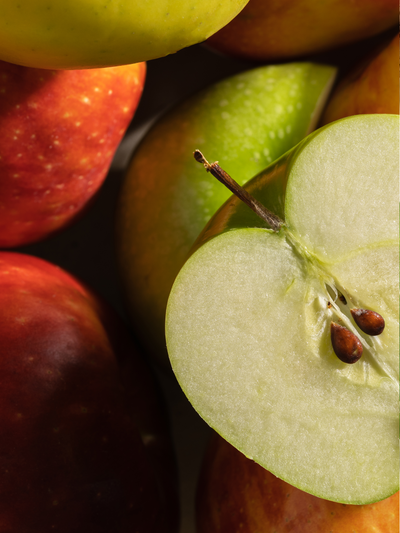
166 115 399 505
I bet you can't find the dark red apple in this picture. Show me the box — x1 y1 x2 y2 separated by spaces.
0 251 179 532
197 434 399 532
0 62 145 248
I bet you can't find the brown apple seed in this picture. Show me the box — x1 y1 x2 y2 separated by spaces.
330 322 363 364
350 308 385 336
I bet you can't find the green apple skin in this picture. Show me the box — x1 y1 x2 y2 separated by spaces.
0 0 248 69
0 60 146 248
321 34 399 125
166 114 399 504
206 0 398 62
115 62 336 368
197 434 400 533
0 252 179 532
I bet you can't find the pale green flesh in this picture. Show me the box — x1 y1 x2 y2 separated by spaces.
166 115 399 504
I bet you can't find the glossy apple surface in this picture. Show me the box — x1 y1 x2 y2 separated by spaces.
0 0 248 69
206 0 398 62
321 33 399 125
0 61 145 248
0 251 179 532
197 434 399 532
115 62 336 367
166 115 399 504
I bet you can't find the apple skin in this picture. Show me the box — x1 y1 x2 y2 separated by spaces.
0 251 179 532
206 0 398 62
115 63 336 368
0 61 145 248
321 33 399 125
0 0 248 69
197 434 399 533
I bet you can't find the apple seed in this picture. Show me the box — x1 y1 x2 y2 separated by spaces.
350 308 385 336
330 322 363 364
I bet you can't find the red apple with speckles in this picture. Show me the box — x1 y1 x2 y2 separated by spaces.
0 251 179 532
0 61 145 248
197 434 399 532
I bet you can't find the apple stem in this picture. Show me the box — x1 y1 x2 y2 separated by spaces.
194 150 284 232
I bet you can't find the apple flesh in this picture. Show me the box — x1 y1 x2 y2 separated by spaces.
206 0 398 62
197 433 400 532
321 33 399 125
0 0 248 69
166 114 399 504
115 62 336 367
0 61 145 248
0 252 179 532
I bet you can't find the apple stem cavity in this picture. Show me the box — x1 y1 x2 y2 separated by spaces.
193 150 284 232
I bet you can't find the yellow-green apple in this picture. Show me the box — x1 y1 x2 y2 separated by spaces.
321 33 399 125
206 0 398 62
0 251 179 532
115 62 337 367
166 115 399 503
0 0 248 69
197 434 399 532
0 61 145 248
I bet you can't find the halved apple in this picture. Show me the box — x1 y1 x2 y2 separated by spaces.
166 114 399 504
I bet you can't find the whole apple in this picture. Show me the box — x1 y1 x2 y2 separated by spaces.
321 33 399 125
197 434 399 532
0 251 179 532
206 0 398 62
115 62 336 368
0 61 145 248
0 0 248 69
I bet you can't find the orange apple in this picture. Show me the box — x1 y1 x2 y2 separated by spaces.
321 33 399 125
206 0 398 62
0 61 145 248
197 434 399 532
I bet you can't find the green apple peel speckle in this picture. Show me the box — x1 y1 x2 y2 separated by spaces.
166 114 399 504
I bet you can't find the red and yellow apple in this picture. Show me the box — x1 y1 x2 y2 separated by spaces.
0 251 179 532
321 33 399 125
0 61 145 248
197 434 399 532
206 0 398 62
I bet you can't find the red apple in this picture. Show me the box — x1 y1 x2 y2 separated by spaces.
197 434 399 532
321 33 399 125
0 61 146 248
206 0 398 62
0 251 179 532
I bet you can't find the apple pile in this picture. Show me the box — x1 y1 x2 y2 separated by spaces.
0 1 397 532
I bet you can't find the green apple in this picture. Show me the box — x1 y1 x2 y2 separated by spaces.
321 33 399 125
115 62 337 367
166 114 399 504
0 0 248 69
197 433 399 532
206 0 398 62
